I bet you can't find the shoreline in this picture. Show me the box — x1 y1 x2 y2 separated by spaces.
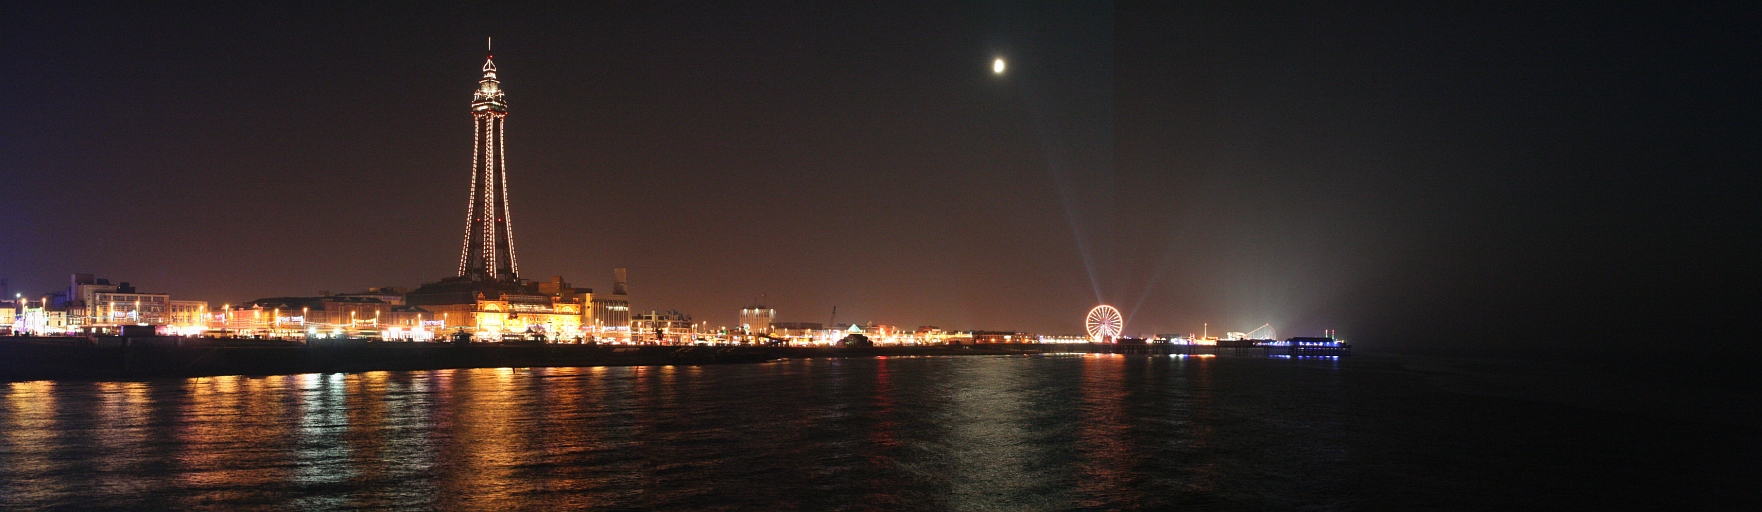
0 336 1344 382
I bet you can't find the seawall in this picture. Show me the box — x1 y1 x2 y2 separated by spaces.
0 337 1344 382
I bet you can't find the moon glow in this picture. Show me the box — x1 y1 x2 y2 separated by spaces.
993 58 1006 74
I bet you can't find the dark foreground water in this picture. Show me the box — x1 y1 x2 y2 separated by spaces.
0 355 1754 510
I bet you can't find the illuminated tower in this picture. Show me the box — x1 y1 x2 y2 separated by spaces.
457 49 519 282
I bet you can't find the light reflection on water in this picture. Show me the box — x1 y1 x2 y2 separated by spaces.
7 355 1728 509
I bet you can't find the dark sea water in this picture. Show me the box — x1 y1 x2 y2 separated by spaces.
0 354 1754 510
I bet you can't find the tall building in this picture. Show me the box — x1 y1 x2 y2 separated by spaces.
405 48 584 340
590 268 631 338
460 50 517 282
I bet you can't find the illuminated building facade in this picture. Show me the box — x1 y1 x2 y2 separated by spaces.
17 301 69 335
167 300 208 333
589 299 629 335
1040 334 1095 343
6 275 200 335
758 321 824 344
589 268 631 338
60 274 185 334
227 296 433 338
91 291 170 326
739 305 775 333
0 303 15 335
420 294 582 340
631 310 695 343
969 330 1033 344
0 280 10 332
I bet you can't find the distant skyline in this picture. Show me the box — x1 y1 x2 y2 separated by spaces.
3 3 1756 351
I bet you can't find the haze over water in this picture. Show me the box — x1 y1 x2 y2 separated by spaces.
0 355 1753 509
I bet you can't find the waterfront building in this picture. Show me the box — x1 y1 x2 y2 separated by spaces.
848 322 902 342
910 326 948 344
407 275 591 340
58 274 180 334
68 274 117 308
1 278 10 328
416 293 583 340
589 268 631 339
820 323 951 345
941 331 975 344
739 305 775 334
1040 334 1093 343
1149 333 1209 345
227 296 432 338
590 298 630 338
969 330 1029 344
331 287 410 305
62 273 116 331
167 300 209 334
767 321 823 343
536 276 584 300
631 310 694 344
17 302 68 335
90 290 170 327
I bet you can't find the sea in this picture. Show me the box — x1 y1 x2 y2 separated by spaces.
0 354 1755 510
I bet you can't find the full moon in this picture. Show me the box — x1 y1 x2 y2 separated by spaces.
993 58 1006 74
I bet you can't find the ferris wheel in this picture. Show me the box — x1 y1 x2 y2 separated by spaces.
1085 305 1123 342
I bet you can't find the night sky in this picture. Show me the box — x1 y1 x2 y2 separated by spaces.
4 2 1756 353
